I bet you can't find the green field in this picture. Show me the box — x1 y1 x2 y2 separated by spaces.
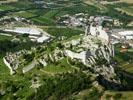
8 1 99 25
114 43 133 73
72 87 103 100
0 0 133 99
0 35 33 100
43 58 74 73
15 11 36 18
0 35 77 99
0 58 11 80
116 6 133 16
42 27 84 38
0 5 15 11
103 91 133 100
0 35 13 41
32 17 56 25
0 35 12 80
2 0 131 27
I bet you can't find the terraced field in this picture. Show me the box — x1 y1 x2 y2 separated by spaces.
115 5 133 16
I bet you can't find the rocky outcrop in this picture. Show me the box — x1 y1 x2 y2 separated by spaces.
64 35 119 84
86 45 119 83
3 57 15 75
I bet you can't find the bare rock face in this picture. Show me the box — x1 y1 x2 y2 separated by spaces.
64 35 120 84
85 45 120 84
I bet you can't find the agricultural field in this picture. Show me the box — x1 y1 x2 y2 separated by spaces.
116 6 133 16
114 43 133 74
0 5 15 11
0 31 85 98
0 35 12 41
0 0 132 27
0 0 99 25
119 0 133 3
42 27 84 38
0 0 133 99
0 35 77 99
14 11 36 18
42 58 75 74
0 36 12 80
72 87 103 100
103 91 133 100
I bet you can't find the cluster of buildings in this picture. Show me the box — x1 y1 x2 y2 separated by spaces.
111 29 133 47
89 16 113 24
3 50 27 75
87 23 110 42
58 13 88 27
59 14 126 44
33 0 60 8
58 13 121 28
2 8 132 78
3 49 43 75
85 15 113 42
85 15 133 47
4 27 51 43
0 16 26 23
0 16 33 32
88 15 122 26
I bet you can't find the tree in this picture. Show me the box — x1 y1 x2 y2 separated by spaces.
56 43 64 49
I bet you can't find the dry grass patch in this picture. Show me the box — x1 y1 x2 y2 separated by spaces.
83 0 94 5
0 0 18 4
119 0 133 3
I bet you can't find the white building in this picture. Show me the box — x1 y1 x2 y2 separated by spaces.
4 27 51 43
89 24 109 41
37 35 50 43
65 50 86 64
111 30 133 40
118 31 133 40
4 27 41 36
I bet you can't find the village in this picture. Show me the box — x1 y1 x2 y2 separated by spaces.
1 13 132 81
0 0 133 100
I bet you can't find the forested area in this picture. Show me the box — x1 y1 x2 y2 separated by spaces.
28 71 93 100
